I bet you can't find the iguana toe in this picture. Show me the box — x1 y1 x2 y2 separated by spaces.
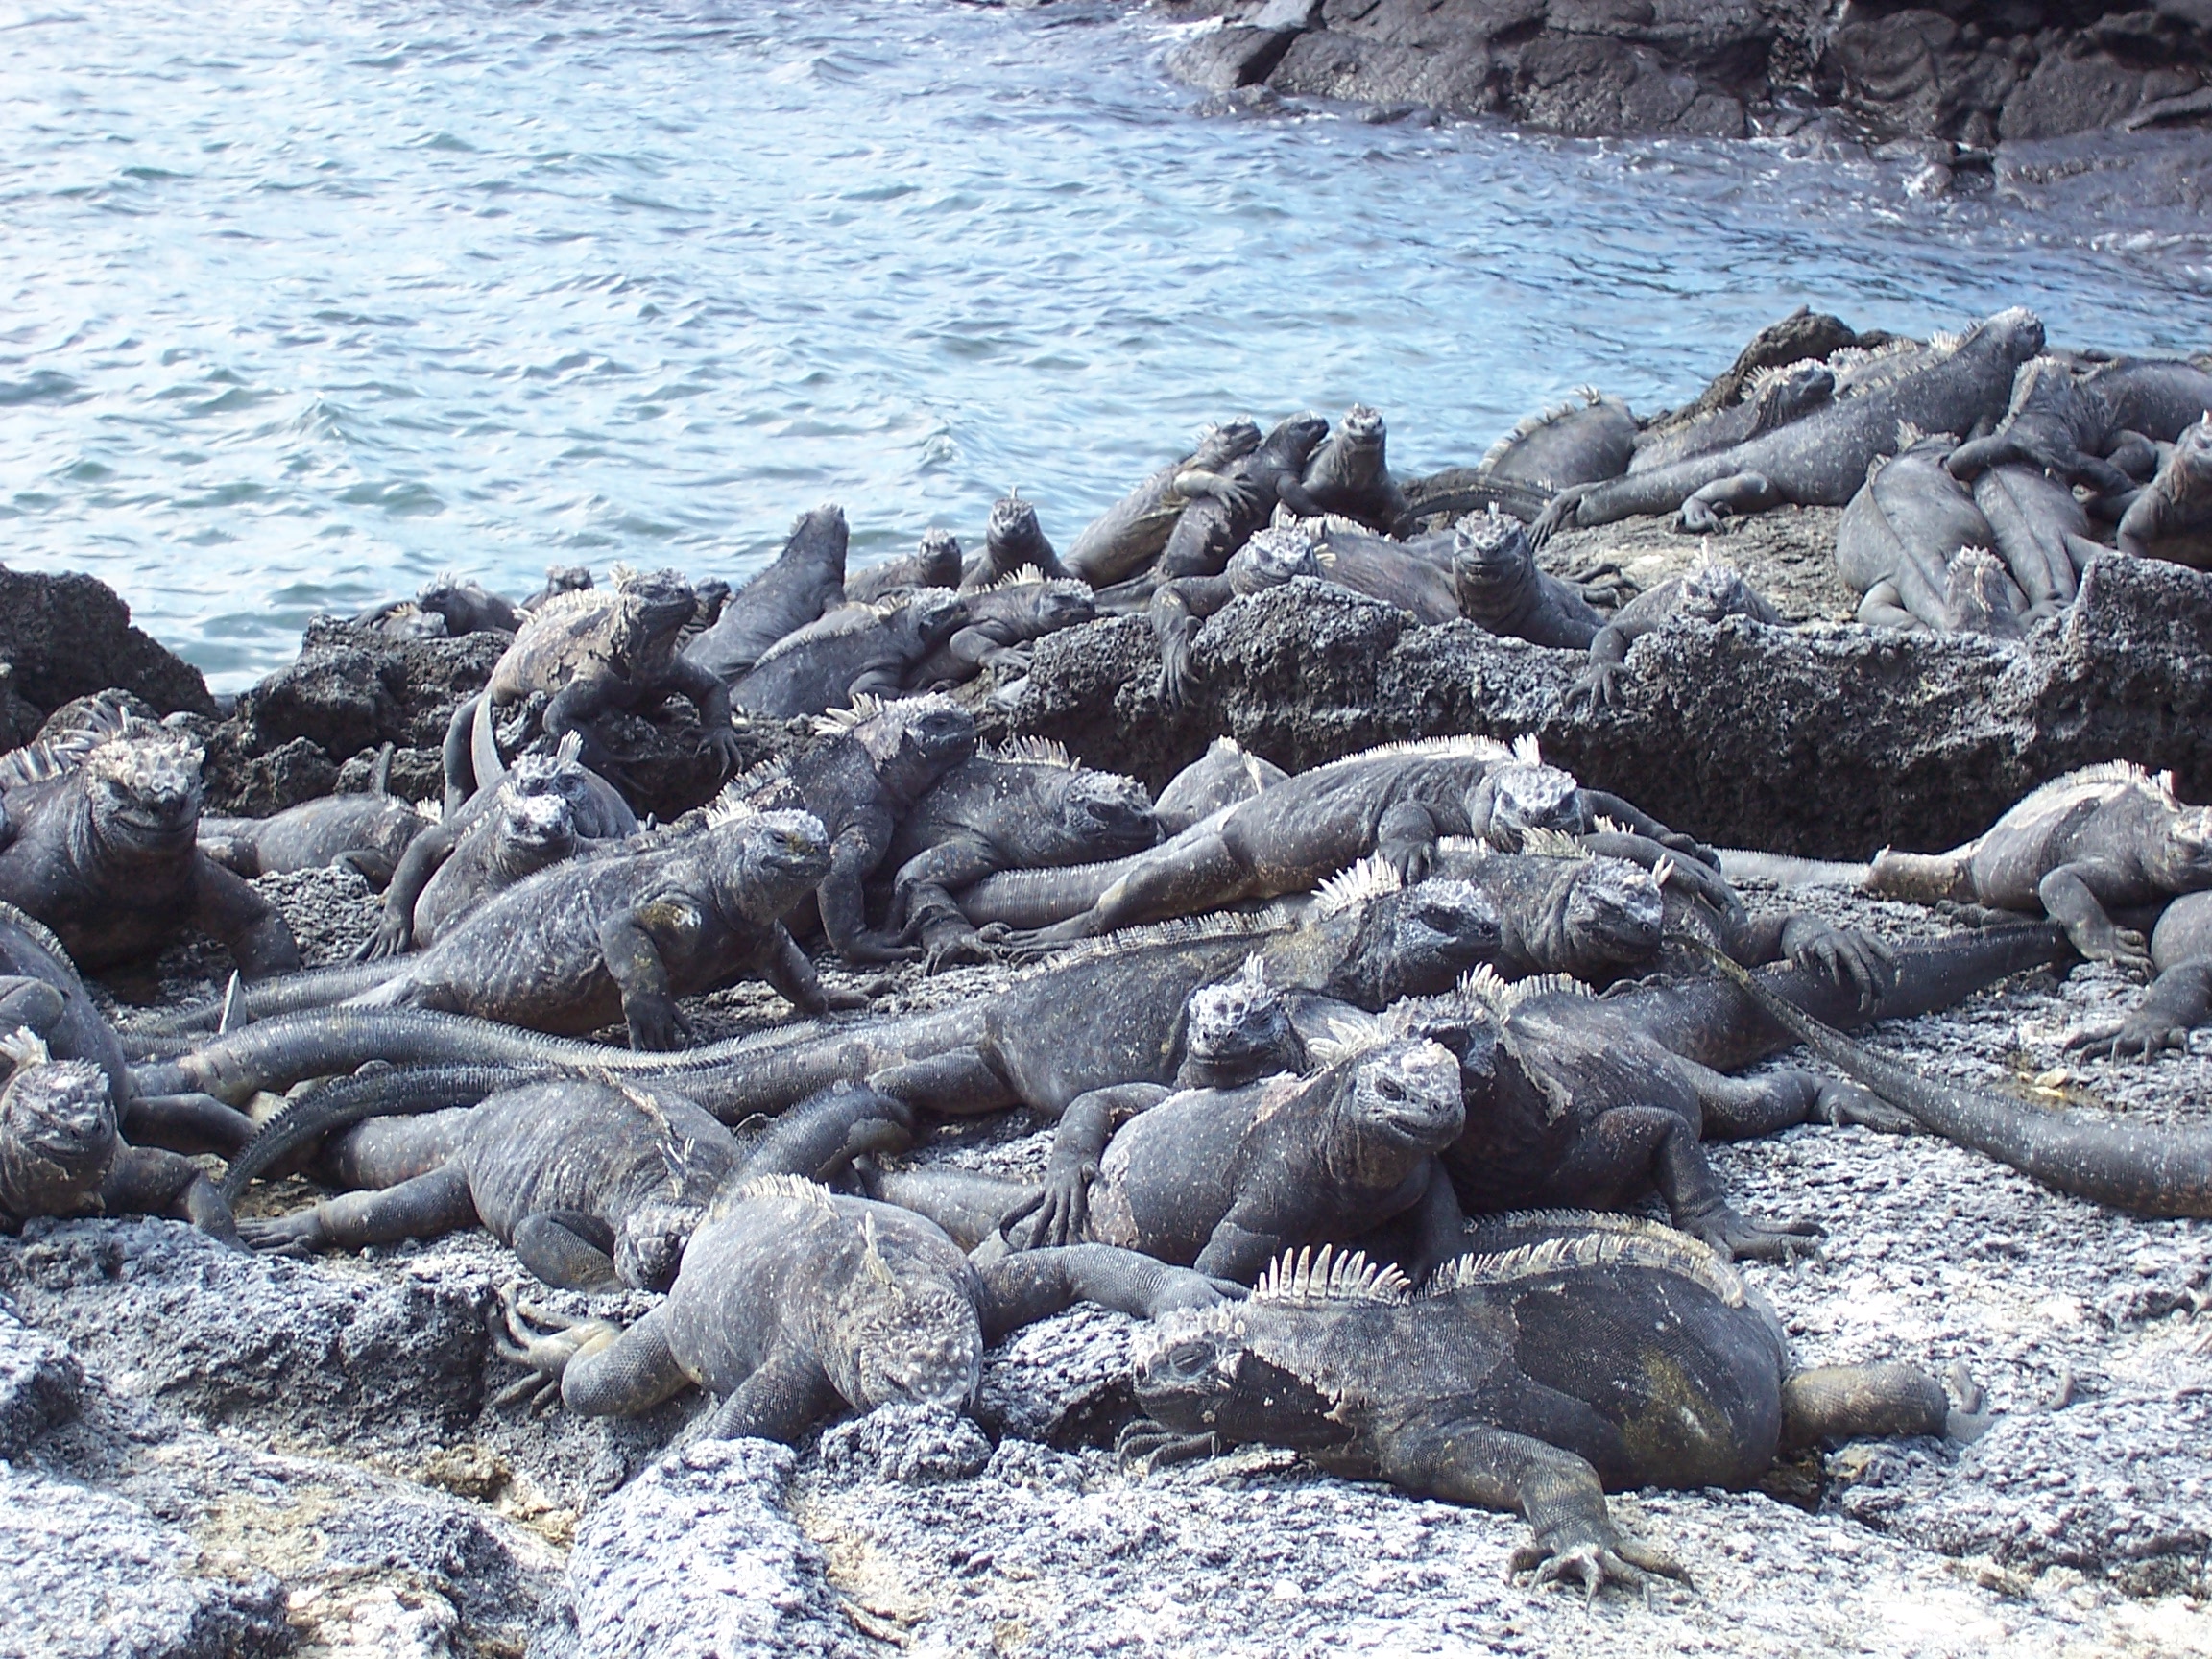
1116 1420 1217 1473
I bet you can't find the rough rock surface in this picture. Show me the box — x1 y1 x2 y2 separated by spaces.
993 549 2212 859
0 565 214 722
1145 0 2212 143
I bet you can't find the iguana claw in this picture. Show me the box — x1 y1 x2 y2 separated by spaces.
1116 1419 1217 1473
1514 1534 1689 1601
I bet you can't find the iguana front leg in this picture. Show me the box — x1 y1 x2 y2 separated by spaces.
761 926 869 1016
357 819 461 961
1680 471 1777 534
598 901 702 1049
2066 958 2212 1061
98 1146 240 1244
704 1340 842 1443
541 671 626 775
493 1295 688 1418
663 654 742 774
1562 622 1635 713
2038 860 2152 971
818 818 916 965
238 1162 476 1256
1376 801 1441 884
1373 1416 1686 1600
976 1242 1239 1341
193 858 302 979
1027 1082 1166 1247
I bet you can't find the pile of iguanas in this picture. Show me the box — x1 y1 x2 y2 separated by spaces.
4 301 2210 1603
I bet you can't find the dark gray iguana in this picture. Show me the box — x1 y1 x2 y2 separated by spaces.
685 504 851 685
845 527 963 606
908 569 1095 689
1943 355 2137 497
1563 555 1782 712
0 724 301 980
445 565 742 810
239 1078 743 1292
1866 761 2212 972
488 1173 1235 1441
1628 361 1836 475
1122 1224 1964 1597
1835 428 2024 637
960 492 1069 589
1152 738 1286 838
1970 463 2106 621
199 753 431 889
883 738 1158 971
2117 415 2212 569
1278 405 1408 533
1478 389 1638 492
1157 414 1330 581
1532 309 2045 539
1065 421 1263 588
1149 530 1329 711
1449 510 1606 651
2064 889 2212 1062
730 693 977 965
731 591 967 722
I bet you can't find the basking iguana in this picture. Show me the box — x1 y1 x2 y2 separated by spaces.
0 724 301 980
0 1029 237 1242
1450 509 1606 651
1866 761 2212 971
1835 428 2024 636
732 694 977 965
1150 529 1328 710
968 735 1703 945
731 590 968 721
845 527 963 605
199 753 430 888
685 504 851 685
960 492 1068 589
1563 555 1782 711
1300 519 1461 624
909 569 1094 688
445 565 742 809
355 575 519 638
1629 361 1836 475
359 735 638 961
489 1173 1233 1440
1123 1225 1964 1596
240 1078 741 1292
2065 889 2212 1062
1152 737 1286 838
1158 414 1331 580
1534 309 2045 539
1066 421 1263 588
1478 389 1638 491
1970 463 2105 620
1278 405 1408 533
2117 415 2212 569
876 1032 1469 1286
883 738 1158 971
1943 355 2136 497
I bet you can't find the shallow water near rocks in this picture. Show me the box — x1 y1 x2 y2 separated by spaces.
1 0 2208 689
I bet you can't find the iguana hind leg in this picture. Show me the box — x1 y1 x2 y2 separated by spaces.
1779 1362 1949 1451
511 1210 619 1290
1013 830 1252 945
865 1166 1036 1251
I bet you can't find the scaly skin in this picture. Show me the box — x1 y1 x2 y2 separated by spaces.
961 493 1069 589
1066 422 1263 588
1629 361 1835 475
489 1175 1233 1441
1480 390 1638 491
1305 521 1460 624
1836 431 2020 635
1970 464 2105 620
685 504 852 685
1158 414 1329 580
1450 511 1605 651
1150 527 1325 710
1944 356 2135 497
1279 405 1409 533
1535 309 2045 540
908 574 1094 688
199 794 430 889
1152 738 1286 838
1124 1221 1953 1598
2082 357 2212 446
732 591 967 721
2066 889 2212 1062
845 526 963 605
2117 416 2212 569
1565 559 1782 712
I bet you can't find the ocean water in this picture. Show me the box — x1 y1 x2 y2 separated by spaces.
0 0 2205 689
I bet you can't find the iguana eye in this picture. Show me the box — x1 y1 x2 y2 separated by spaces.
1166 1340 1214 1379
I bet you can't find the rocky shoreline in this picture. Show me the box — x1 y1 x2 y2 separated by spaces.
1134 0 2212 147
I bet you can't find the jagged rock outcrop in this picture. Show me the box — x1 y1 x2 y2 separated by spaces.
997 554 2212 858
0 567 214 725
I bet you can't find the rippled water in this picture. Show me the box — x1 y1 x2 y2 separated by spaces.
1 0 2206 689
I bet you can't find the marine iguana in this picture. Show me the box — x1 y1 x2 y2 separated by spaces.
1943 356 2137 496
0 724 301 980
1449 510 1606 651
354 576 519 639
1970 463 2105 620
1158 414 1330 580
488 1173 1234 1439
1866 761 2212 970
1700 946 2212 1220
909 569 1095 688
1066 421 1262 588
1300 519 1461 624
961 492 1069 589
522 565 593 612
974 735 1698 945
1122 1225 1960 1596
199 759 430 889
883 738 1157 971
2082 356 2212 447
239 1078 742 1292
1152 738 1286 838
445 565 741 809
2064 889 2212 1062
1150 529 1327 710
1564 555 1782 712
845 527 963 605
1478 389 1638 491
731 590 967 722
1277 405 1409 533
685 505 851 685
2117 415 2212 568
878 1034 1470 1286
731 694 977 965
1532 308 2045 540
0 1029 237 1242
1836 429 2024 636
358 735 638 962
1628 361 1836 475
1423 921 2068 1258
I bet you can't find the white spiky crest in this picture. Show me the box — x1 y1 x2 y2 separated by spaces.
1927 327 1965 355
1508 733 1542 766
1313 854 1404 916
1310 734 1512 772
0 1027 51 1070
810 688 965 740
1428 1213 1744 1308
554 730 585 766
1300 1010 1397 1068
1591 815 1629 837
985 735 1075 770
1516 826 1589 861
1253 1245 1410 1308
701 780 767 830
1479 391 1617 472
733 1172 838 1210
1459 963 1592 1019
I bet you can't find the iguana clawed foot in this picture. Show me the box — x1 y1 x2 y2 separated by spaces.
1512 1529 1690 1603
1788 924 1896 1011
488 1291 619 1412
1678 1203 1821 1262
2063 1015 2189 1063
1115 1418 1218 1473
237 1211 326 1257
1812 1080 1919 1136
1561 663 1623 714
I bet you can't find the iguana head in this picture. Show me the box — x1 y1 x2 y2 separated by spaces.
1061 770 1158 858
1184 956 1294 1084
83 729 204 855
2152 792 2212 889
1137 1320 1349 1449
539 565 593 601
0 1031 116 1221
1563 857 1666 965
1020 579 1096 633
914 528 965 588
607 566 698 662
495 789 578 864
2171 414 2212 497
1190 419 1263 471
1323 405 1387 478
903 589 971 650
1942 546 2027 639
1969 306 2046 368
985 492 1048 565
1450 507 1535 602
1746 361 1834 430
1326 872 1503 1004
879 693 979 783
1674 557 1763 625
841 1224 983 1413
613 1198 706 1292
1226 525 1321 596
1260 412 1332 468
509 738 610 827
1474 757 1585 847
1334 1036 1464 1156
709 805 831 914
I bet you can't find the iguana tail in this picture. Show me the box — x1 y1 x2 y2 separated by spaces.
1714 849 1870 890
221 1063 544 1203
125 958 407 1041
1701 943 2212 1218
1864 844 1978 903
